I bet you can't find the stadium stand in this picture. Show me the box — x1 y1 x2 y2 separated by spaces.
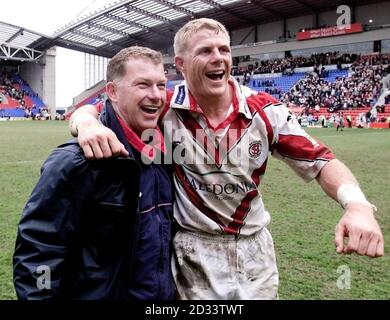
0 70 46 119
65 51 389 127
1 0 389 129
248 72 306 100
271 53 390 126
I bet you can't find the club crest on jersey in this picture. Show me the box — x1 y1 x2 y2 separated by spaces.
249 141 262 159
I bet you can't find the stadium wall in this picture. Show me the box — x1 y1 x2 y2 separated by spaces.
19 47 56 118
231 27 255 45
287 15 314 38
382 39 390 53
290 42 373 57
356 2 390 25
73 79 106 109
19 61 44 98
230 2 390 45
231 28 390 58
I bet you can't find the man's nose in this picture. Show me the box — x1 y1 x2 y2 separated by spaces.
211 48 223 63
148 85 163 101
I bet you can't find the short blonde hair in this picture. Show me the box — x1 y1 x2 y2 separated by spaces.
107 46 163 82
173 18 230 56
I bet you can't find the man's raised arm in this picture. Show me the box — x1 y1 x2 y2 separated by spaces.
69 104 128 159
316 159 384 257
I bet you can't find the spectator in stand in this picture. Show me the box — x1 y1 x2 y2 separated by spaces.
346 115 352 128
366 110 372 124
336 112 344 131
385 94 390 105
320 115 327 128
308 113 314 126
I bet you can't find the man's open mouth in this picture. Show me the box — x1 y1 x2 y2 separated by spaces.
205 70 225 80
141 105 159 114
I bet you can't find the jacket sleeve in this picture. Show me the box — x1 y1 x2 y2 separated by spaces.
13 147 94 299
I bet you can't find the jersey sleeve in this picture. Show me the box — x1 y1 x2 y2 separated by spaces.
264 103 336 182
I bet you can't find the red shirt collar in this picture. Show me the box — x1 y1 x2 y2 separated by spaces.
116 114 165 161
187 80 240 131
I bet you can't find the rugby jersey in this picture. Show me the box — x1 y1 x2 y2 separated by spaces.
94 77 335 236
161 77 335 236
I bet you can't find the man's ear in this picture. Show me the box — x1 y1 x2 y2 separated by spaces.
175 56 184 73
106 82 117 102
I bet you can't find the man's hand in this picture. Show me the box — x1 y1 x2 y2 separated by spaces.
335 202 384 257
78 121 128 160
69 105 128 160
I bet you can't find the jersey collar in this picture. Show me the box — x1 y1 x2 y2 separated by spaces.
170 77 253 121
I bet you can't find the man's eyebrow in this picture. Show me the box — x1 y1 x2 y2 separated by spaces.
195 45 210 51
133 77 167 83
133 77 151 82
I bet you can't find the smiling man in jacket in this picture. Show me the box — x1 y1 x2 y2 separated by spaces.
13 46 175 300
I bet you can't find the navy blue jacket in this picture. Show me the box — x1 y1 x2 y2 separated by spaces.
13 101 175 300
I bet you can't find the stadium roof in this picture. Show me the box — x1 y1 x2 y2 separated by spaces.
1 0 388 60
0 21 50 62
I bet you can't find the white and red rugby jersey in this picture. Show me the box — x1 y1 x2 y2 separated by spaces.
160 78 335 236
94 78 335 236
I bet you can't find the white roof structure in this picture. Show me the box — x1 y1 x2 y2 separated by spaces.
0 0 386 60
0 21 49 61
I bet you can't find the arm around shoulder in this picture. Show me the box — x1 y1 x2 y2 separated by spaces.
69 104 128 160
69 104 100 137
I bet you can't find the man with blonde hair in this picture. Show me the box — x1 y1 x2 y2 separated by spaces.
69 18 384 300
14 46 175 300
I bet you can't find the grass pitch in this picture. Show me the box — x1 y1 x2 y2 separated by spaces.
0 120 389 299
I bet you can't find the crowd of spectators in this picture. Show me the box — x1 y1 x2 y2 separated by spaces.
248 52 358 75
0 71 47 119
250 79 282 97
0 71 39 112
357 54 390 66
281 54 390 113
1 72 27 108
